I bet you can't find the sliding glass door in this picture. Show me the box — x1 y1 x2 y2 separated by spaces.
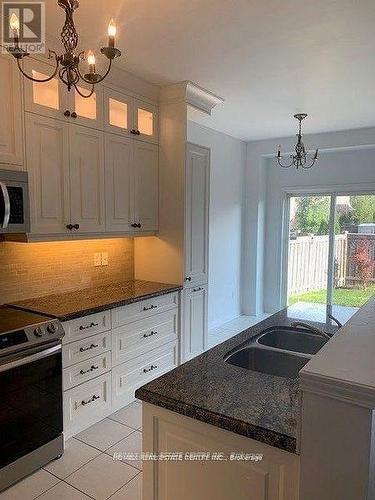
286 193 375 319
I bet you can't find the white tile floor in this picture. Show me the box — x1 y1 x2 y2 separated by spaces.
208 314 271 348
0 401 143 500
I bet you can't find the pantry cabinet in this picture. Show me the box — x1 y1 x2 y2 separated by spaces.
181 284 208 362
0 54 23 167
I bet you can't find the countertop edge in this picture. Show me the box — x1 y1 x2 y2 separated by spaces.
135 387 297 454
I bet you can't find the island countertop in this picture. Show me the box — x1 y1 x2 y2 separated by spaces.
8 280 182 321
136 308 339 454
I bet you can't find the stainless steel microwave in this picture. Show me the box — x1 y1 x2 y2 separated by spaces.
0 169 30 234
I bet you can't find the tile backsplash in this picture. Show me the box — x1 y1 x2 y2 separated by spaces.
0 238 134 304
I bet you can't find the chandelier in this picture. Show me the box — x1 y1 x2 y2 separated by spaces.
6 0 121 98
277 114 318 169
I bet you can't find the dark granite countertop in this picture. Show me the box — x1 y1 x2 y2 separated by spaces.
8 280 182 321
136 309 338 454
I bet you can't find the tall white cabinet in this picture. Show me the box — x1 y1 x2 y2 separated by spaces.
181 143 210 362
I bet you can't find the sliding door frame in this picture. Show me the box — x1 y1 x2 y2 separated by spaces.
280 183 375 310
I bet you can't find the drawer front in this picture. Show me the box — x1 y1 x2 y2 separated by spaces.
112 341 178 411
112 292 179 328
63 311 111 344
62 331 112 367
63 373 112 439
63 352 112 391
112 310 178 366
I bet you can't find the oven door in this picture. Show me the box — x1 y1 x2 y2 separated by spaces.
0 178 30 234
0 343 63 469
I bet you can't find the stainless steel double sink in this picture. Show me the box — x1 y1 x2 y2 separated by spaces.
224 326 329 379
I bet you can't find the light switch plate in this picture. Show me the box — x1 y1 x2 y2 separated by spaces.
101 252 109 266
94 253 102 267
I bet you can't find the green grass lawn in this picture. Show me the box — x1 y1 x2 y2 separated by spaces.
289 283 375 308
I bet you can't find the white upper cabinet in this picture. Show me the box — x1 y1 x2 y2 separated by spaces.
184 143 210 286
104 88 132 136
0 54 24 166
105 134 133 232
69 125 105 233
68 84 104 129
133 98 159 143
25 113 70 234
133 141 159 232
23 57 68 120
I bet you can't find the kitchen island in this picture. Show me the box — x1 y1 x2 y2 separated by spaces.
136 298 375 500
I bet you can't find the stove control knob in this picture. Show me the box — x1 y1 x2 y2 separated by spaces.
47 323 57 334
34 327 43 337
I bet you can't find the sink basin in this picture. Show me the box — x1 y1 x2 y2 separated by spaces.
257 327 327 355
225 346 310 379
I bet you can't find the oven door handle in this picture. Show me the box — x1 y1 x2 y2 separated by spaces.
0 344 61 372
0 182 10 229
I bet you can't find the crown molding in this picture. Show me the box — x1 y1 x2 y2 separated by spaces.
160 80 224 115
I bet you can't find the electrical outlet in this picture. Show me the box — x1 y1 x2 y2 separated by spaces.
94 253 102 267
101 252 109 266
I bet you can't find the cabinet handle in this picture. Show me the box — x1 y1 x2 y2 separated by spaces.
79 343 99 353
143 304 157 311
137 223 142 228
185 277 192 282
136 130 141 135
131 223 138 228
71 112 77 119
80 365 99 376
73 223 80 230
81 394 100 406
130 129 137 135
143 330 158 338
79 322 99 331
66 224 73 230
192 287 204 292
143 364 157 373
64 110 71 117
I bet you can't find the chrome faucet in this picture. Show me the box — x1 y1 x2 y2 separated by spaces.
290 321 331 340
327 313 342 328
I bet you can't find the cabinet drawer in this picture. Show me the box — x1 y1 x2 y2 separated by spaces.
62 311 111 344
112 292 178 327
63 373 112 439
62 331 111 367
112 341 178 411
112 310 178 366
63 352 111 391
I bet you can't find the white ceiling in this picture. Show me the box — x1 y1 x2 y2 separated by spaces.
44 0 375 141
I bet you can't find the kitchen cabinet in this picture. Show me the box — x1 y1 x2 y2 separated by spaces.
181 284 208 362
104 87 158 143
23 57 103 129
69 124 105 233
25 113 70 234
0 54 24 166
184 143 210 286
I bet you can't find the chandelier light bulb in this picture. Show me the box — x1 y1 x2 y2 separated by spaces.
9 13 20 35
108 19 117 38
87 50 96 66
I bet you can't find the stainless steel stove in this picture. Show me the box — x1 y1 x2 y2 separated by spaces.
0 306 65 492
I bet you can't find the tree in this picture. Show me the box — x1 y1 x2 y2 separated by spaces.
339 195 375 230
350 239 374 290
294 197 330 235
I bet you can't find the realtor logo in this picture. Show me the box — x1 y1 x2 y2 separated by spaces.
1 2 45 54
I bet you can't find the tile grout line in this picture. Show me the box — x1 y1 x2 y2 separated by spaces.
105 471 142 500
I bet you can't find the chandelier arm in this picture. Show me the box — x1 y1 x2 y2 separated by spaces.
73 82 95 98
16 56 59 82
277 156 294 168
301 157 317 169
76 58 113 86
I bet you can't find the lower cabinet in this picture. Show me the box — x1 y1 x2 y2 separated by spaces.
181 284 208 362
62 292 179 439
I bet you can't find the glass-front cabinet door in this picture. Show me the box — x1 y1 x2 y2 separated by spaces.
68 83 103 129
104 88 132 136
23 58 68 120
133 99 159 143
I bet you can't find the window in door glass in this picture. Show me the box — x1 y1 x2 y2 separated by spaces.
75 87 96 120
138 108 153 136
109 98 128 129
32 71 59 109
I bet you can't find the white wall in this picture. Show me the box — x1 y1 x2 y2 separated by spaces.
243 127 375 316
187 120 246 329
